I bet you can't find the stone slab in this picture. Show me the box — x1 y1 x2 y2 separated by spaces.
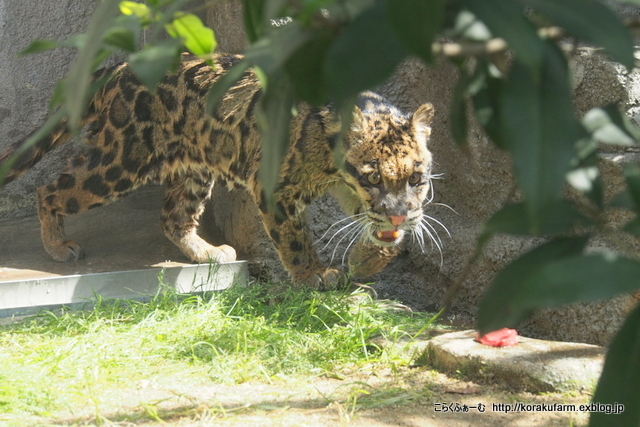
423 330 605 393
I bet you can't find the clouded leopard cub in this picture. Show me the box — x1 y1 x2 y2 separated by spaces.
1 54 436 290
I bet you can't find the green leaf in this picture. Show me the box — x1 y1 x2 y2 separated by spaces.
103 28 136 53
478 236 589 332
477 238 640 333
206 60 252 114
62 34 87 50
450 83 469 150
583 104 640 146
18 39 58 56
624 162 640 210
611 189 635 210
451 62 488 149
231 22 312 202
242 0 265 43
0 109 66 187
568 137 604 208
522 0 635 69
623 217 640 238
462 0 544 69
452 10 492 41
566 166 598 192
102 27 137 52
567 165 605 208
590 302 640 426
102 14 141 53
208 22 310 123
285 29 334 105
293 0 334 26
325 1 408 104
385 0 445 63
256 71 295 203
483 201 587 237
65 0 121 131
501 42 580 232
245 22 312 74
49 78 68 110
587 173 605 210
166 13 217 57
471 72 508 150
573 136 599 162
119 1 152 22
263 0 288 25
128 38 183 90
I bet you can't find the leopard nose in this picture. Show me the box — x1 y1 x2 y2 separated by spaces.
388 215 407 226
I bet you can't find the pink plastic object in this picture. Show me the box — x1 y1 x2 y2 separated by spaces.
475 328 518 347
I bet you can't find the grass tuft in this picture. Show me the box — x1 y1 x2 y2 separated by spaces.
0 282 437 424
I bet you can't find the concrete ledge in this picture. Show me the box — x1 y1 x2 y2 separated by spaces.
422 330 604 393
0 261 248 318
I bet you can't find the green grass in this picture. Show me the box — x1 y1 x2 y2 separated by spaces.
0 281 437 425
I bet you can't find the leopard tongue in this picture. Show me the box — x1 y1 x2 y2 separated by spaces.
375 230 400 243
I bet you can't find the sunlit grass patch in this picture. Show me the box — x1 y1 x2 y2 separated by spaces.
0 282 437 423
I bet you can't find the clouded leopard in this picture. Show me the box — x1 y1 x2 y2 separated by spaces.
0 54 437 290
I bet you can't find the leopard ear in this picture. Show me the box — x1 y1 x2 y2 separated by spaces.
350 105 365 134
412 103 435 143
345 105 366 148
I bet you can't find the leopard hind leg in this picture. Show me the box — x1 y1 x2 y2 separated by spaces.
160 170 236 263
36 152 143 261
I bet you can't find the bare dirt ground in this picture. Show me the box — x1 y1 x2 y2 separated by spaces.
0 186 592 426
48 366 590 427
0 186 191 282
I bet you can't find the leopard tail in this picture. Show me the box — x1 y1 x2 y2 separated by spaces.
0 115 91 186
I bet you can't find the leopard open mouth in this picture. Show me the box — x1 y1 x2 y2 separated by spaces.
373 229 403 244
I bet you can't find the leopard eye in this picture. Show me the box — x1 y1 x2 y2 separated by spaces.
409 172 423 186
367 171 381 185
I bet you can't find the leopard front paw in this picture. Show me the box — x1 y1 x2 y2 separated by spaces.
303 268 344 291
210 244 237 263
200 244 237 263
184 240 237 264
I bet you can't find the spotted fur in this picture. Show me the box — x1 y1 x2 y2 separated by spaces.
0 54 435 289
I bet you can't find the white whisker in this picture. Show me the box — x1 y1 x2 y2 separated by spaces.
420 219 443 249
319 178 343 187
321 221 361 253
412 223 426 252
418 221 444 266
341 223 368 266
427 188 435 204
427 202 457 214
329 221 367 265
423 214 451 237
316 213 367 250
425 179 436 204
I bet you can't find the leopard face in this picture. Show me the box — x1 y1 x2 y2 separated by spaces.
340 93 435 249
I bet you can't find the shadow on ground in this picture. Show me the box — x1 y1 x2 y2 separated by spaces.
0 185 195 281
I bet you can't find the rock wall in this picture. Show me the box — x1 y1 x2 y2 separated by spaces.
1 0 639 345
0 1 98 219
205 2 640 346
